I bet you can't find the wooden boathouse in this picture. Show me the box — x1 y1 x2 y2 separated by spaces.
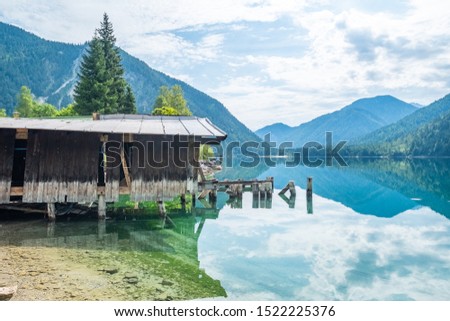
0 114 227 219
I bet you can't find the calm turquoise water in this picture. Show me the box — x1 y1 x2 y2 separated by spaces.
1 158 450 300
204 158 450 300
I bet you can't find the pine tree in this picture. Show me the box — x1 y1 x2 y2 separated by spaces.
74 13 136 115
121 85 137 114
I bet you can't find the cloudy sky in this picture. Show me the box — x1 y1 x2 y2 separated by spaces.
1 0 450 130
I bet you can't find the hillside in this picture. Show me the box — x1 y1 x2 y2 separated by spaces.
0 22 258 143
255 95 417 146
350 93 450 156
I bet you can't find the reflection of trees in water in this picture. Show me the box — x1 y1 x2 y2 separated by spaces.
347 159 450 219
259 158 450 219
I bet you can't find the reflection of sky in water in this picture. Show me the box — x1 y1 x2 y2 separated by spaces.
198 188 450 300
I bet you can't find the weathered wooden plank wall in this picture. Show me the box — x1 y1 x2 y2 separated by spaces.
22 130 100 203
130 135 199 201
104 135 122 202
0 129 16 203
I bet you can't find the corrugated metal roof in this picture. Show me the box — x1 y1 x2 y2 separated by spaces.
0 115 227 140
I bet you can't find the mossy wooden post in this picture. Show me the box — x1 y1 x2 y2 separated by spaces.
180 194 186 212
237 179 243 199
259 183 266 208
98 194 106 220
288 180 296 197
209 183 217 205
191 193 196 207
307 177 313 214
47 203 56 221
265 182 273 208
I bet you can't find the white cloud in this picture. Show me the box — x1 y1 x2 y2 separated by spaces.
1 0 450 129
199 192 450 300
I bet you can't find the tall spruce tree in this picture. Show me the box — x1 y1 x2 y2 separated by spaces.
74 13 136 115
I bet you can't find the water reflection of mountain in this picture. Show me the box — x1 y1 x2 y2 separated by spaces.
259 158 450 219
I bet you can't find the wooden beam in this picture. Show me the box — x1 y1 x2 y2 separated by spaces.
15 128 28 140
120 146 131 188
10 186 23 196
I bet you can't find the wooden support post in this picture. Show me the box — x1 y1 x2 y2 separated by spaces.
237 184 243 199
307 177 313 214
180 194 186 212
158 199 166 216
288 180 296 197
259 183 266 208
47 203 56 221
192 193 196 207
265 181 273 199
198 189 209 199
307 177 313 195
267 176 274 191
252 181 259 208
120 146 131 188
209 189 217 203
265 182 273 209
98 194 106 220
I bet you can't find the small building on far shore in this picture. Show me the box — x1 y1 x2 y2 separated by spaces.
0 114 227 219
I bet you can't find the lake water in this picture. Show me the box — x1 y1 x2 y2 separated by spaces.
1 158 450 300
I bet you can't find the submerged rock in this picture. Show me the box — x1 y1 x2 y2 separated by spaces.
0 285 17 301
123 274 139 284
99 267 119 274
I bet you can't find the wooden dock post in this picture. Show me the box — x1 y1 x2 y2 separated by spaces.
192 193 196 207
47 203 56 221
157 199 166 216
265 182 273 208
98 194 106 220
180 194 186 212
279 180 296 197
259 183 266 208
307 177 313 214
288 180 296 197
252 181 259 208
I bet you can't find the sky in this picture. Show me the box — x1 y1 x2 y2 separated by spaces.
1 0 450 130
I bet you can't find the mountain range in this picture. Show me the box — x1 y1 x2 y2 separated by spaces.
256 95 418 146
257 94 450 156
350 94 450 156
0 22 258 143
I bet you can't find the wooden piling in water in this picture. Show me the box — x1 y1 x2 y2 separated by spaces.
47 203 56 221
180 194 186 212
252 181 259 208
279 180 296 197
288 180 296 197
307 177 313 195
307 177 313 214
192 193 196 207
